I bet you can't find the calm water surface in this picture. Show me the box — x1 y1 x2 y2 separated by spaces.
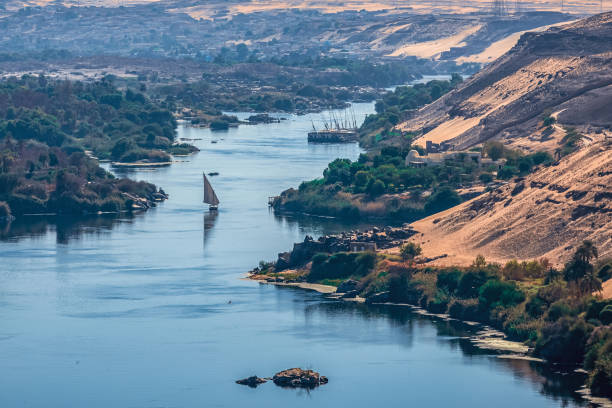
0 103 591 407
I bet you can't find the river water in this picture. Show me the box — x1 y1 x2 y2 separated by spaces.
0 103 592 407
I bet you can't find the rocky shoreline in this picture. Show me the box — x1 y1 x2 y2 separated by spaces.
271 225 416 271
248 273 535 357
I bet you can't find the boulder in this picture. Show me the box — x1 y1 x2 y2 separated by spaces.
341 290 360 299
272 368 328 388
365 291 390 304
276 252 291 271
236 376 268 387
336 279 359 293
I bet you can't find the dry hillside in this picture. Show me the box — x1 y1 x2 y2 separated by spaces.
395 13 612 267
409 133 611 267
397 12 612 152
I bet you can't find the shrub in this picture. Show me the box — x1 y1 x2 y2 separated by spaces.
597 262 612 281
479 173 493 183
497 165 518 180
585 328 612 398
424 186 461 215
535 317 593 364
427 289 450 313
546 300 576 321
457 270 492 298
585 298 612 322
478 280 525 308
388 274 411 302
400 242 422 261
525 295 547 318
600 305 612 325
542 116 556 127
437 269 462 294
308 251 376 282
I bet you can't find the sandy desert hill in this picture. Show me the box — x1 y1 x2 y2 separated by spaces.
396 12 612 152
410 134 611 267
401 13 612 267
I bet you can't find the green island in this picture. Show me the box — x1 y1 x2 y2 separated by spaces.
251 241 612 398
148 57 431 128
0 75 175 217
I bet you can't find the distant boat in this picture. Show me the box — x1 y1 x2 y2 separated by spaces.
203 172 220 211
308 108 359 143
208 172 219 176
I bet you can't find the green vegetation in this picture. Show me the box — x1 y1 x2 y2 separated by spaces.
305 242 612 398
556 127 584 159
0 75 190 163
308 251 376 283
274 141 552 220
0 137 165 216
154 78 365 116
360 74 463 146
400 242 422 261
482 141 554 179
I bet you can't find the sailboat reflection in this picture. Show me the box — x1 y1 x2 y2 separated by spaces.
202 210 219 251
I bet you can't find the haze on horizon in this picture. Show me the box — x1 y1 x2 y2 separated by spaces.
3 0 610 15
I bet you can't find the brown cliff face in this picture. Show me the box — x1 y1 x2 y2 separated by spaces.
396 12 612 152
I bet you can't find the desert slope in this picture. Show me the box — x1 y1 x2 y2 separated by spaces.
396 12 612 151
409 134 611 266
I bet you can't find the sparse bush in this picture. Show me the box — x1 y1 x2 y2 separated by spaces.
400 242 422 261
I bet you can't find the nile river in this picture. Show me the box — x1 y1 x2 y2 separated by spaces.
0 102 592 407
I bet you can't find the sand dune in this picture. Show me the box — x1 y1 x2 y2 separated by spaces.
457 20 578 64
387 25 482 59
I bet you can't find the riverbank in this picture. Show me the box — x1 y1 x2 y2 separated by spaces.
247 237 612 399
248 273 534 356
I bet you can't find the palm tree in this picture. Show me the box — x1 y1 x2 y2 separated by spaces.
564 241 601 296
574 240 598 264
579 272 602 295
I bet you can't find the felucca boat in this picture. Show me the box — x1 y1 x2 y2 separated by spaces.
203 172 220 211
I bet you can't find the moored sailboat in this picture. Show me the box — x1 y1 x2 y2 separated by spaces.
203 172 220 211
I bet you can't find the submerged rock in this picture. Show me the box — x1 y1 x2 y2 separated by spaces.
272 368 328 388
236 376 268 387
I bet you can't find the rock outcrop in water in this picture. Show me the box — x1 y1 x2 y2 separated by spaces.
236 369 328 389
272 368 328 388
235 376 268 388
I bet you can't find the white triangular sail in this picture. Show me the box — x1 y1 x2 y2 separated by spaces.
203 173 220 206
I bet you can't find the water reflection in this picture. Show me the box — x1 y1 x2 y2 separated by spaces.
203 210 219 250
293 293 590 407
272 211 395 236
0 214 137 244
